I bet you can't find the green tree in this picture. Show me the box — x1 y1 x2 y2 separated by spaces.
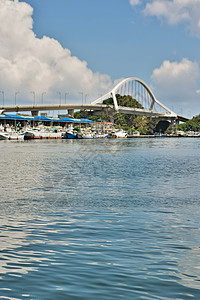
75 95 151 133
178 114 200 132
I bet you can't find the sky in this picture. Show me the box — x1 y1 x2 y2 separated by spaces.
1 0 200 117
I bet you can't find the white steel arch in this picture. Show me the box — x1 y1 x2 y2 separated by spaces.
92 77 177 118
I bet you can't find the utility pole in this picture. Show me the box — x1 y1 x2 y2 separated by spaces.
79 92 84 105
65 92 69 104
42 92 46 104
0 91 4 106
57 92 61 105
30 91 36 105
85 94 88 104
15 91 20 105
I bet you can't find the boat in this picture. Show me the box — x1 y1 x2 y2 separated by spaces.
0 131 25 140
62 131 83 139
154 133 168 137
81 132 94 139
95 133 108 138
108 129 127 138
24 128 62 140
115 130 127 138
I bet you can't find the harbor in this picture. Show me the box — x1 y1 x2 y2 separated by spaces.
1 0 200 299
1 112 200 140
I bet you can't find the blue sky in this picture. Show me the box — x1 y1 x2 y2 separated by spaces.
1 0 200 117
24 0 199 80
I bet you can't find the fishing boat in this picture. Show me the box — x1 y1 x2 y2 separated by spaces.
24 128 62 140
0 130 25 140
95 133 108 138
108 129 127 138
81 132 94 139
115 130 127 138
62 131 83 139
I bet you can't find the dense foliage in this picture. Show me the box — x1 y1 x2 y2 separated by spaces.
74 95 151 133
103 95 143 109
178 115 200 132
75 97 200 133
103 95 150 133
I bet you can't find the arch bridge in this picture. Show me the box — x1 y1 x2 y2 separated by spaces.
0 77 188 123
91 77 188 122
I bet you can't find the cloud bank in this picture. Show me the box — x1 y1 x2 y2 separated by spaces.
129 0 200 116
139 0 200 38
151 58 200 116
0 0 113 105
129 0 141 6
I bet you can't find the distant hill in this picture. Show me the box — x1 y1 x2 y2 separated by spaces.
75 94 183 134
74 94 152 133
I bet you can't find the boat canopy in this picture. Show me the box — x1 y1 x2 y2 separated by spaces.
0 114 25 120
0 114 94 124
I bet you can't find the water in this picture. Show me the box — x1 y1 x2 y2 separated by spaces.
0 138 200 299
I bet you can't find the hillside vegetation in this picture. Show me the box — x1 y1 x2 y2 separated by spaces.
74 94 151 134
178 115 200 132
75 94 198 133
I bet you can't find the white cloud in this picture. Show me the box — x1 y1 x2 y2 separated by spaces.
0 0 113 105
129 0 141 6
143 0 200 38
151 58 200 116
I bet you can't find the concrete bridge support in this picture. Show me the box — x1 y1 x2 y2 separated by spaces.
31 111 39 116
68 109 74 117
171 118 178 135
149 117 154 134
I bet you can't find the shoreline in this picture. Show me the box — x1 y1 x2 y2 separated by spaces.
127 135 200 138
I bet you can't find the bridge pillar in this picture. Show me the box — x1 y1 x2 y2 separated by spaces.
31 111 38 116
68 109 74 117
149 116 154 135
171 118 177 135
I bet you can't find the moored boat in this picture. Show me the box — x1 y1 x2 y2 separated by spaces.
81 133 94 139
108 129 127 138
62 132 83 139
24 128 62 140
0 131 25 140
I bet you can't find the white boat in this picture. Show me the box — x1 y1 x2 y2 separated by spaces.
82 133 94 139
95 133 108 138
114 130 127 138
0 131 25 140
81 129 95 139
24 128 62 140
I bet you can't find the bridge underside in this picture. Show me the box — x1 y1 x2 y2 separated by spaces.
118 106 169 117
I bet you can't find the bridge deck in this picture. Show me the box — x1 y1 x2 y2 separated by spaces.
0 104 189 121
0 104 110 112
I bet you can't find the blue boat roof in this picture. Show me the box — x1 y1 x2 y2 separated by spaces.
80 119 94 123
0 114 94 123
2 114 26 120
32 116 53 122
60 117 75 122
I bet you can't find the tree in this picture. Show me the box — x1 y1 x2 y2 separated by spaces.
75 95 152 133
178 115 200 132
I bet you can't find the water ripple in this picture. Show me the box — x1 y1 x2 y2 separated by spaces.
0 139 200 299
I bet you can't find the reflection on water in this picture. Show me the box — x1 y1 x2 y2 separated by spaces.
0 138 200 299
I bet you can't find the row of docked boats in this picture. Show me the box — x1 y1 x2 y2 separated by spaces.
0 125 128 140
62 131 108 139
0 130 25 140
61 128 127 139
0 126 63 140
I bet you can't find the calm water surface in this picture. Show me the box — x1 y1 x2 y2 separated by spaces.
0 138 200 299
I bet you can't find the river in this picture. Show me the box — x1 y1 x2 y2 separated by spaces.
0 138 200 299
